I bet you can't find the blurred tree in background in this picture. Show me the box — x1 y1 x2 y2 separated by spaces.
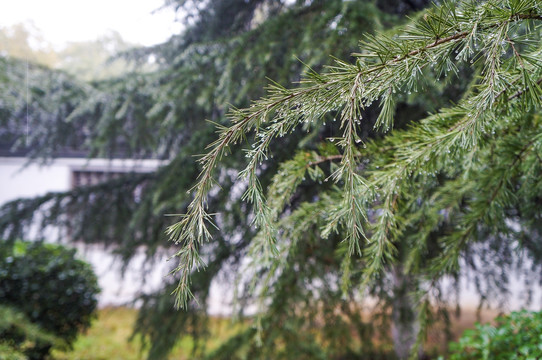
1 0 541 359
0 23 139 81
0 22 58 68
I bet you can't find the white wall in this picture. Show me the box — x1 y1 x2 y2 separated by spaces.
0 156 165 204
0 157 169 307
0 157 71 205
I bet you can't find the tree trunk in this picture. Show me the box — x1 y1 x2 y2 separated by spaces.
391 265 420 360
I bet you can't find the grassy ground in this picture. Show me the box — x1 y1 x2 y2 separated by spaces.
51 307 146 360
51 307 245 360
51 306 500 359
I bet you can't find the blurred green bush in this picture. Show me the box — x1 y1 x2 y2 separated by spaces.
0 240 100 359
0 304 64 359
446 310 542 360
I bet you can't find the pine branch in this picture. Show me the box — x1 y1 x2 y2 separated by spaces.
168 0 542 308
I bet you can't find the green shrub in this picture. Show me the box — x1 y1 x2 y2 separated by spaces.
0 305 64 360
0 343 27 360
446 310 542 360
0 240 100 359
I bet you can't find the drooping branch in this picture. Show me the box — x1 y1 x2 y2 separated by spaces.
168 0 542 308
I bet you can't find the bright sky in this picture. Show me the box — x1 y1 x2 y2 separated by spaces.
0 0 182 47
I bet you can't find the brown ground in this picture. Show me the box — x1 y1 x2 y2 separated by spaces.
424 305 502 356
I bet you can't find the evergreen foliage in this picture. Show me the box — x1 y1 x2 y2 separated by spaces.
168 0 542 356
0 0 540 359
